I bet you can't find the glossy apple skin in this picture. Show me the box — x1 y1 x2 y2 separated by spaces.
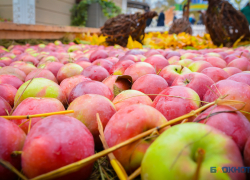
177 59 193 67
67 94 116 148
57 63 83 83
124 62 156 82
227 72 250 86
76 61 92 69
201 67 229 83
0 84 17 107
21 115 94 180
153 86 200 121
68 80 113 103
159 65 192 86
102 75 131 95
206 57 227 68
168 56 180 64
60 75 91 99
113 90 152 111
223 67 242 76
11 61 37 75
109 60 135 75
0 66 26 81
81 65 109 81
144 55 169 73
0 57 12 66
104 104 168 173
14 78 66 106
12 97 65 134
194 105 250 151
89 49 108 62
21 54 39 65
25 69 58 83
39 62 64 77
132 74 168 100
141 123 245 180
92 59 113 72
203 80 250 120
0 117 26 180
227 58 250 71
172 72 214 101
0 96 12 115
188 61 213 72
0 74 23 89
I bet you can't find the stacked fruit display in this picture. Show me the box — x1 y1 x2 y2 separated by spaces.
1 42 250 180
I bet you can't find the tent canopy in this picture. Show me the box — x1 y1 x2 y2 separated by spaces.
175 0 208 11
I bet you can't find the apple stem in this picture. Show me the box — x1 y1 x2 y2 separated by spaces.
11 151 23 157
27 117 32 134
181 119 188 123
193 148 205 180
128 167 141 180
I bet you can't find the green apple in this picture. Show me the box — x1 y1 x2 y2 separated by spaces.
141 123 244 180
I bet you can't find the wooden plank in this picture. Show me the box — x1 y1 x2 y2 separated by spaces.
0 6 13 20
36 0 72 15
0 22 100 33
58 0 75 5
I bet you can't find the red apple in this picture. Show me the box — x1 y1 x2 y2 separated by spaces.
0 74 23 89
188 61 213 72
177 59 193 67
0 57 12 66
153 86 200 121
11 61 37 75
25 69 58 83
0 96 12 115
194 105 250 151
144 55 169 73
203 80 250 120
167 56 180 64
81 65 109 81
109 60 135 75
223 67 242 76
159 65 192 86
104 104 168 173
67 94 116 148
68 80 113 103
227 72 250 86
227 58 250 71
0 117 26 180
144 49 160 57
132 74 168 100
206 57 226 68
0 84 17 107
112 90 152 111
0 66 26 81
201 67 229 83
102 75 132 96
21 115 94 179
89 49 108 62
38 62 64 77
57 63 83 83
92 59 113 72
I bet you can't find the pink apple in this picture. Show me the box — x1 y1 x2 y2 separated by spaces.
0 66 26 81
92 59 113 72
172 72 215 101
38 62 64 77
167 56 180 64
109 60 135 75
102 75 132 96
159 65 192 86
11 61 37 75
227 58 250 71
144 49 161 57
112 90 152 111
12 97 65 134
201 67 229 83
188 61 213 72
22 115 94 179
25 69 58 83
177 59 193 67
194 105 250 151
104 104 168 172
0 84 17 107
153 86 200 121
0 96 12 116
0 74 23 89
227 72 250 86
124 62 156 82
203 80 250 120
89 49 108 62
81 65 109 81
57 63 83 83
144 55 169 73
0 57 12 66
68 80 113 103
223 67 242 76
205 57 226 68
132 74 168 100
180 53 198 60
0 117 26 180
67 94 116 148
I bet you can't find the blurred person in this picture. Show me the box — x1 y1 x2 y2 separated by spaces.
241 3 250 24
157 9 165 27
197 10 205 25
173 11 177 22
189 14 196 25
145 7 152 27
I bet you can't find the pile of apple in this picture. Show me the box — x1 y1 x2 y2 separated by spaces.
1 42 250 180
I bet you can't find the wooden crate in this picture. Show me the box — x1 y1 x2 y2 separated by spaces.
0 22 100 40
